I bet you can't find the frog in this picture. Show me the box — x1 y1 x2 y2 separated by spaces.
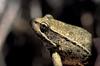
32 14 92 66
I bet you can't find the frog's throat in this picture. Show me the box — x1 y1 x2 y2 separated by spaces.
40 28 91 55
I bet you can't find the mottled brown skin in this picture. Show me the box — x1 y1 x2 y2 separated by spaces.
63 59 84 66
32 14 92 66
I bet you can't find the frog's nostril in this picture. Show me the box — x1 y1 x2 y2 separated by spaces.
40 24 48 33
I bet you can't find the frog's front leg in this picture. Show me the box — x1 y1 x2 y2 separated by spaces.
52 52 63 66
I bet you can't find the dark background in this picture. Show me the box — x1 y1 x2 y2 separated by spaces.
3 0 99 66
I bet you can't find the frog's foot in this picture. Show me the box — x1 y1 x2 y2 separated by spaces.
52 52 63 66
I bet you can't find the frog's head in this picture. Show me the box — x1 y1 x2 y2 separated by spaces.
32 14 57 47
32 14 53 33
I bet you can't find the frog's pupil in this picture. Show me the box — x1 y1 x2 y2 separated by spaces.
40 24 48 33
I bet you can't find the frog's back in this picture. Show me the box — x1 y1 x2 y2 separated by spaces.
49 19 92 52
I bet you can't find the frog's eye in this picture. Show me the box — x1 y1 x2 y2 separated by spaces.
40 24 49 33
